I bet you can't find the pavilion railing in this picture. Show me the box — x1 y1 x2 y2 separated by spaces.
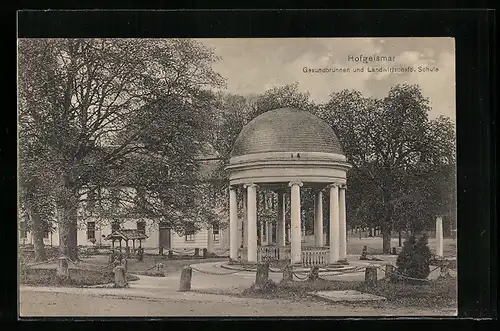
257 246 291 262
301 249 330 267
239 246 329 266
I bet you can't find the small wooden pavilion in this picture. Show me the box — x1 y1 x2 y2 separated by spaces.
104 229 148 256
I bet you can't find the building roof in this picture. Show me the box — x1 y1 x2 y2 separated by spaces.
230 108 344 158
104 229 148 241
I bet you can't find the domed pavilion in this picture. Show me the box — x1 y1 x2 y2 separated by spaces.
226 107 352 265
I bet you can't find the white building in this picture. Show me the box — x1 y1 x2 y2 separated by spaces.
18 151 231 255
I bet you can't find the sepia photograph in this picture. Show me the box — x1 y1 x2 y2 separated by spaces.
18 37 457 317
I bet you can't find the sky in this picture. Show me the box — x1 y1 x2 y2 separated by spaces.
197 38 456 121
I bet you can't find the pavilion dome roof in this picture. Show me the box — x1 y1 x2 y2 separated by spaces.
230 108 344 158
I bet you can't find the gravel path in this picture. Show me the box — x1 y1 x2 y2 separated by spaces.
19 290 457 317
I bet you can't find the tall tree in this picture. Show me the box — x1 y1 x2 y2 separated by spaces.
18 38 225 259
320 85 455 253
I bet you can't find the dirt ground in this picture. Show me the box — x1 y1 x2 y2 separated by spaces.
19 291 457 317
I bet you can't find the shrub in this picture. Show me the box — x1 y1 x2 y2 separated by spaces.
395 234 431 281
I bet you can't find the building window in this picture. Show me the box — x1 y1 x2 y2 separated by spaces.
111 221 120 232
185 223 195 242
87 221 96 240
20 221 27 239
43 221 50 239
213 223 220 242
137 221 146 235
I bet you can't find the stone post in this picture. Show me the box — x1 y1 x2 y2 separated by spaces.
113 265 126 288
329 184 340 263
246 183 258 263
178 266 192 292
289 181 303 264
282 265 293 282
255 262 269 286
436 216 444 257
309 266 319 281
314 190 324 247
57 256 69 278
229 186 239 261
364 266 377 288
385 264 394 279
339 185 347 260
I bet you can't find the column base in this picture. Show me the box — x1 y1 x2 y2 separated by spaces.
335 259 350 265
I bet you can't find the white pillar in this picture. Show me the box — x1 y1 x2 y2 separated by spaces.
267 221 273 245
229 186 238 260
242 190 248 248
246 184 258 263
277 190 286 246
314 190 324 247
339 185 347 260
436 216 444 257
329 184 340 263
289 181 303 264
207 226 214 253
260 221 264 246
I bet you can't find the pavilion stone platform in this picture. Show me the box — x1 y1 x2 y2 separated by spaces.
221 260 358 274
225 108 352 268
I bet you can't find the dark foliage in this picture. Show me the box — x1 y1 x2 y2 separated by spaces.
395 234 432 280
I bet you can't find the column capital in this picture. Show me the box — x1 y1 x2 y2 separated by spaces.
288 181 303 187
327 183 341 189
229 185 238 191
243 183 259 189
339 184 347 190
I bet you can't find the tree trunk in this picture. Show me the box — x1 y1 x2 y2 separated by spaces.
381 215 392 254
398 231 402 247
381 189 393 254
57 201 78 261
26 199 47 261
382 230 391 254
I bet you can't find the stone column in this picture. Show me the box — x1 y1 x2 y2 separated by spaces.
230 187 238 260
277 190 286 246
339 185 347 261
259 220 264 245
436 216 444 257
246 183 258 263
242 190 248 248
329 184 340 263
207 225 214 254
267 221 273 245
314 190 324 247
289 181 303 264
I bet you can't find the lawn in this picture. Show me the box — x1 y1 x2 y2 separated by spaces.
69 254 228 275
346 236 457 257
239 276 457 309
19 253 227 286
